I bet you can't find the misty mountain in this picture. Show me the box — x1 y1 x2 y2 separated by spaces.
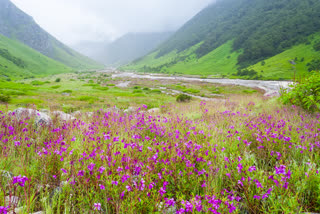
0 0 102 69
71 40 110 61
126 0 320 79
89 32 173 66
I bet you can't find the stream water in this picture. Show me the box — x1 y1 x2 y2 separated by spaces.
107 71 292 97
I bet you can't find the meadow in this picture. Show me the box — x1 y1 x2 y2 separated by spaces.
0 71 320 213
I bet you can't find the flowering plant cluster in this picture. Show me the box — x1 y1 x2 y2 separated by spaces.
0 103 319 213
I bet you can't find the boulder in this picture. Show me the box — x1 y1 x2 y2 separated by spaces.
52 111 75 121
124 107 136 114
13 108 52 126
148 108 160 114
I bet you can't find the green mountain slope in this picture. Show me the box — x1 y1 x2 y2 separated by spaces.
0 0 103 70
0 34 72 80
124 0 320 80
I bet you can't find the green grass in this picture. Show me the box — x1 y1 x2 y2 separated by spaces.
122 41 240 76
0 34 73 80
123 33 320 80
50 40 105 70
249 34 320 80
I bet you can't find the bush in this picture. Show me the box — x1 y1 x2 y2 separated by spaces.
31 80 45 86
0 94 11 103
51 85 61 89
62 90 73 93
176 94 192 103
55 78 61 82
280 72 320 111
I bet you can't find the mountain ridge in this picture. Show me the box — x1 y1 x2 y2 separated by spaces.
0 0 103 70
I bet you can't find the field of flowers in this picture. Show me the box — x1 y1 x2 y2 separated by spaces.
0 98 320 213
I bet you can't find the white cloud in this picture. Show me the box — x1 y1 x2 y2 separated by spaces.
11 0 214 45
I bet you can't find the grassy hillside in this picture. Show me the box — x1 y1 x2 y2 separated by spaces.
124 34 320 80
124 41 240 76
123 0 320 80
249 34 320 80
0 0 103 70
0 34 72 80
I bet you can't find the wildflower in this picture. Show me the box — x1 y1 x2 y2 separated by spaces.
275 165 286 174
61 168 67 174
159 187 166 196
94 203 101 211
248 166 256 172
88 163 96 171
120 191 125 199
126 185 132 192
99 184 105 190
98 166 105 174
165 198 175 207
12 175 28 187
77 170 85 177
111 180 118 186
14 141 21 147
0 206 10 214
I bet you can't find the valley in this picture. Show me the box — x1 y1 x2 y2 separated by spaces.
0 0 320 213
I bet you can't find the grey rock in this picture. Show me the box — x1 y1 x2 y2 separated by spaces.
13 108 52 126
52 111 75 121
0 170 13 180
124 107 136 113
148 108 160 114
71 111 82 117
5 196 19 205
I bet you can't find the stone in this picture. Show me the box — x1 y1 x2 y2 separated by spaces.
5 196 19 205
52 111 75 121
148 108 160 114
13 108 52 126
124 107 136 114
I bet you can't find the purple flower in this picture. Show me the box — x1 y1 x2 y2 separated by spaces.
0 206 10 214
159 187 166 196
126 185 132 192
88 163 96 171
165 198 175 207
94 203 101 211
98 166 105 174
12 175 28 187
77 170 85 177
111 180 118 186
253 195 261 200
275 165 286 175
248 166 256 172
61 168 67 174
99 184 105 190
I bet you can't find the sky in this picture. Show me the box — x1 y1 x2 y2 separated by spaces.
11 0 215 45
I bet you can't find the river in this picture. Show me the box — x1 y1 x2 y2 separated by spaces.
105 71 292 97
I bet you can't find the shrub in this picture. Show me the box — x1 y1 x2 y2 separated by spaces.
51 85 61 89
176 94 192 102
280 72 320 111
0 94 11 103
31 80 45 86
55 78 61 82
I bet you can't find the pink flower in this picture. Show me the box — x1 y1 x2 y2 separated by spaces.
12 175 28 187
99 184 105 190
112 180 118 186
98 166 106 174
94 203 101 211
159 187 166 196
88 163 96 171
61 168 67 174
0 206 10 214
77 170 85 177
248 166 256 172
